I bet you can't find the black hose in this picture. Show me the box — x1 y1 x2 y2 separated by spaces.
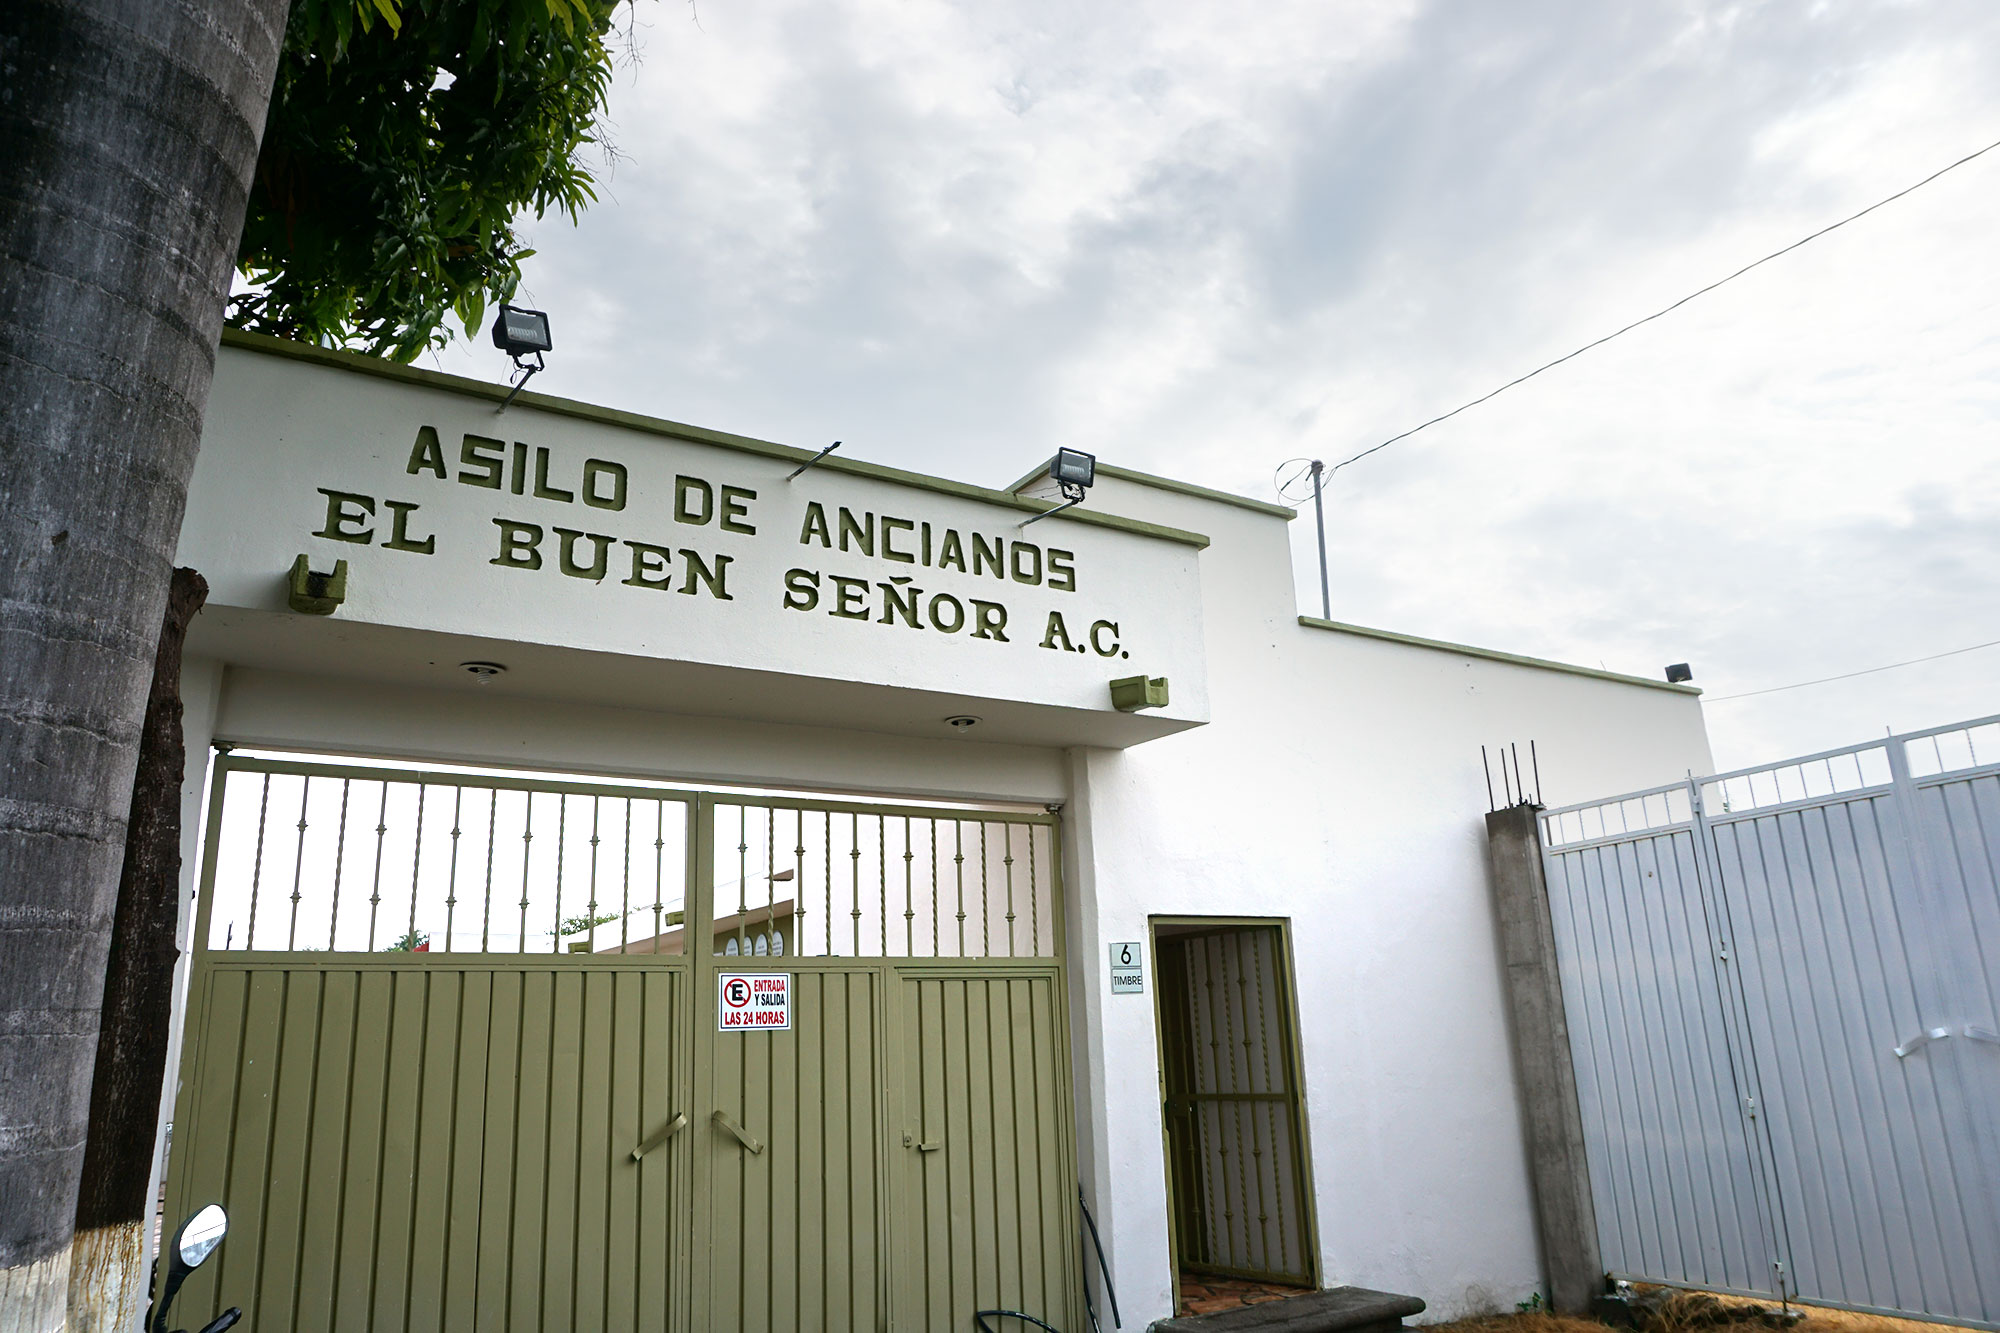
976 1310 1063 1332
1077 1186 1122 1329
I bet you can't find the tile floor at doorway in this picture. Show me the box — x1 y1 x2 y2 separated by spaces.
1179 1271 1317 1316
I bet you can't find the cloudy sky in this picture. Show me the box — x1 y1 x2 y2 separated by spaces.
429 0 2000 774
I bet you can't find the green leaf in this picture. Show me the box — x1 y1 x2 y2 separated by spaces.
370 0 402 35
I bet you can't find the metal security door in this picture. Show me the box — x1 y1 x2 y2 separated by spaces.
692 797 1080 1333
692 963 891 1331
1155 924 1316 1287
163 757 697 1332
890 970 1080 1329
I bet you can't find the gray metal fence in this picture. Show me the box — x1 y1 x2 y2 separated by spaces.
1540 716 2000 1328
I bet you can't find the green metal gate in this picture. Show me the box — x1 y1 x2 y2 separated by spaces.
164 757 1081 1333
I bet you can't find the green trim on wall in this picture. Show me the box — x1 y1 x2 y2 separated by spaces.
219 328 1211 550
1004 458 1297 521
1297 616 1704 696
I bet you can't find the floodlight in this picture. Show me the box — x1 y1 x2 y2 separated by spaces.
490 303 552 411
1050 448 1096 497
491 304 552 356
1665 663 1694 684
1019 448 1099 529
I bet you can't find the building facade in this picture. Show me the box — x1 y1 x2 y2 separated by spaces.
153 332 1712 1330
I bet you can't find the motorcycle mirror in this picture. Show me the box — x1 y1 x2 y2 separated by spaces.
175 1205 228 1270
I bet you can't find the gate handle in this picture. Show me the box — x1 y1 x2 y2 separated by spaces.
630 1111 687 1162
1896 1027 1951 1058
711 1109 764 1155
902 1131 943 1152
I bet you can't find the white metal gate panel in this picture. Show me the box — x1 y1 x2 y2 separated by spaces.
1542 815 1779 1297
1540 715 2000 1328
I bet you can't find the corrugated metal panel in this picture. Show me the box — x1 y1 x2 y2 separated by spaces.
1707 794 1994 1319
164 962 689 1331
696 966 888 1331
1541 714 2000 1328
1543 827 1778 1296
894 972 1081 1331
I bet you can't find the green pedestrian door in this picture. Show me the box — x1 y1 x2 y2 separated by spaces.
164 760 1081 1332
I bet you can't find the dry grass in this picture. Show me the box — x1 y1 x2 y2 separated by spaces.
1425 1289 1970 1333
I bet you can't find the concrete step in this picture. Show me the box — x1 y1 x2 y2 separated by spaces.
1152 1284 1428 1333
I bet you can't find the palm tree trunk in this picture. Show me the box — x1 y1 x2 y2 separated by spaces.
68 568 208 1333
0 3 286 1327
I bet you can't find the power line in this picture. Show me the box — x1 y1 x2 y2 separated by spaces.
1704 637 2000 703
1324 135 2000 479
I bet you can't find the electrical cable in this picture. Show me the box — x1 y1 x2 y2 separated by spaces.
1320 135 2000 480
1703 637 2000 702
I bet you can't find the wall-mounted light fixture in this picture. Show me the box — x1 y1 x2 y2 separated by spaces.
287 555 347 615
491 303 553 412
1018 448 1097 529
1665 663 1694 684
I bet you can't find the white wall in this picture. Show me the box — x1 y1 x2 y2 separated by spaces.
1062 475 1712 1323
209 665 1068 806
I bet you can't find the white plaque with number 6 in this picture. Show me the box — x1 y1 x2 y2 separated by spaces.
1108 941 1144 994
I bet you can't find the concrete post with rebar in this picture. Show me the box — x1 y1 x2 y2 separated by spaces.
1484 803 1603 1315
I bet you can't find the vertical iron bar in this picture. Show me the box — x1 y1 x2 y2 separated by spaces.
586 796 602 953
479 788 497 952
286 777 310 951
1531 739 1543 805
365 782 389 952
406 783 425 947
652 801 666 951
616 800 632 944
620 798 632 950
1220 935 1251 1269
519 792 535 954
792 809 806 956
1482 745 1496 811
444 786 463 953
849 813 861 955
736 804 749 954
903 817 915 956
1003 829 1017 957
824 810 834 955
765 805 777 950
877 815 888 955
953 821 966 958
980 823 990 956
245 772 272 948
550 793 566 952
327 778 350 950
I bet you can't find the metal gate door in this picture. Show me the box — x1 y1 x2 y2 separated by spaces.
166 763 1081 1333
1154 924 1316 1288
1540 714 2000 1328
690 796 1082 1333
164 757 697 1331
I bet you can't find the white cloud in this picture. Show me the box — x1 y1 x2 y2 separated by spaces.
434 0 2000 773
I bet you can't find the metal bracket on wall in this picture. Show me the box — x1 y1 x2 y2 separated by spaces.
286 554 347 615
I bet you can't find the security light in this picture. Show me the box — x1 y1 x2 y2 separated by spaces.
491 304 552 356
490 303 552 411
1019 448 1098 529
1049 448 1096 500
1665 663 1694 684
